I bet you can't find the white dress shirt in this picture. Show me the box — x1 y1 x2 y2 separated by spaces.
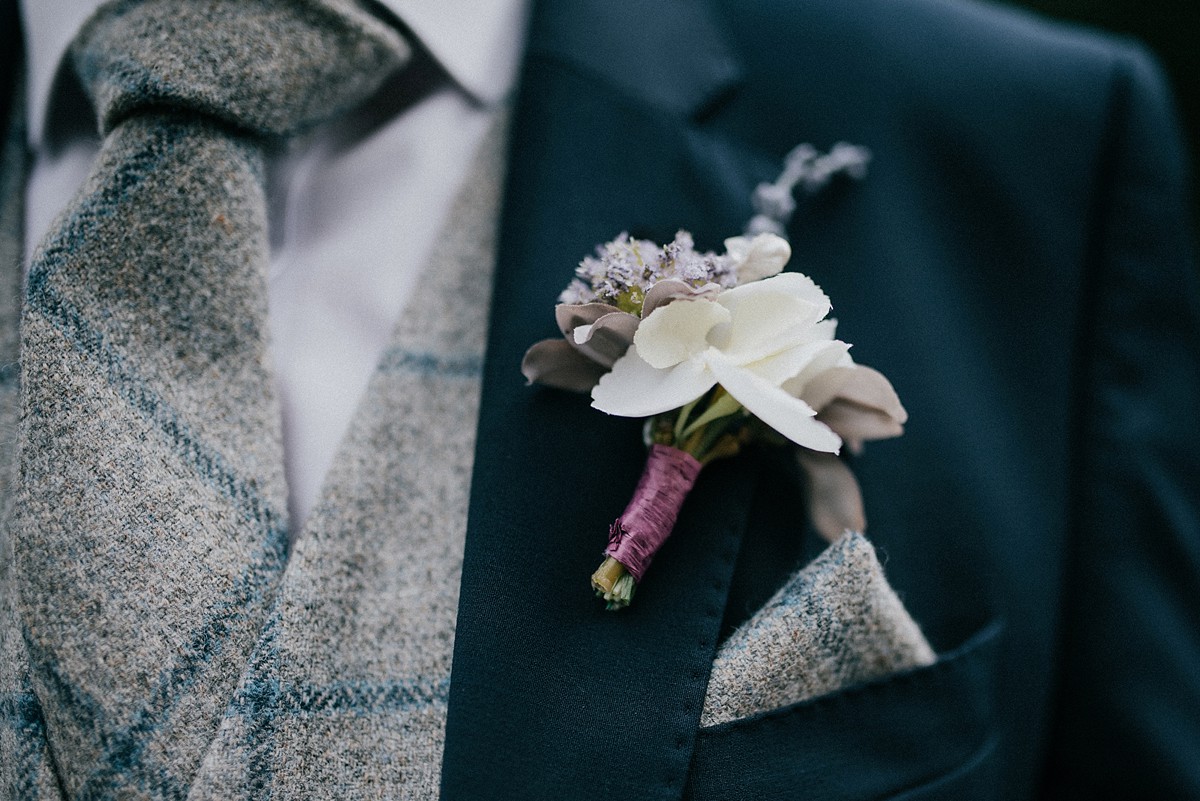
21 0 528 528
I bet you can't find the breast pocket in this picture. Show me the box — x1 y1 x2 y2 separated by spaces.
684 620 1003 801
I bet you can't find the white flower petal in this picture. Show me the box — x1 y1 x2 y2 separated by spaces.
591 345 717 418
715 274 833 362
724 233 791 283
634 298 730 370
707 355 843 453
721 271 830 318
812 317 839 341
749 339 850 389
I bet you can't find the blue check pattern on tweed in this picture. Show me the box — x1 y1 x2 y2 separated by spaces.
0 1 423 797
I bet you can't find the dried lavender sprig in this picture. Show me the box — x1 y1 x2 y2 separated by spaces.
747 142 871 237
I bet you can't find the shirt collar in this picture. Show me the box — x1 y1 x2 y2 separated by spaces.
379 0 529 106
20 0 529 148
20 0 101 147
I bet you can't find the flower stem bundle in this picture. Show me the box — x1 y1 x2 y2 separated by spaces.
592 391 750 609
522 230 907 611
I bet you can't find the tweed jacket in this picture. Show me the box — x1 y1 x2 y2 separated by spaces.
3 0 1200 799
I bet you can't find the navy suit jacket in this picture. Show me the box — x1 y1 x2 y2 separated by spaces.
2 0 1197 798
440 0 1200 799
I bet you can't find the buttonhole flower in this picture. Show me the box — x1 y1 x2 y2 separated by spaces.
521 232 905 609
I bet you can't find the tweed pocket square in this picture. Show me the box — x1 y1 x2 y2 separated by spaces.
701 531 935 727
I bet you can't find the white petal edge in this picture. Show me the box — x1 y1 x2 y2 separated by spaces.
634 298 730 370
591 346 717 418
715 274 832 361
725 233 791 284
707 354 843 453
719 271 831 319
747 339 850 389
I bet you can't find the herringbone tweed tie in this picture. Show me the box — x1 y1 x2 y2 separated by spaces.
3 1 408 797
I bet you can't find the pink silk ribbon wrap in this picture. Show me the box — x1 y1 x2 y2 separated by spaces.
606 444 703 582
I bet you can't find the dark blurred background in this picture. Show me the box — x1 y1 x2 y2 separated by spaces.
1001 0 1199 235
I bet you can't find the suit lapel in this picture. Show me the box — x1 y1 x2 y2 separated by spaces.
441 2 774 798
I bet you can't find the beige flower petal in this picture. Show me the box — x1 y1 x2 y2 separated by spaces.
796 365 856 412
521 339 608 392
572 311 640 367
555 302 623 337
801 363 907 421
796 450 867 543
770 342 852 398
817 398 906 454
832 364 908 423
641 279 721 318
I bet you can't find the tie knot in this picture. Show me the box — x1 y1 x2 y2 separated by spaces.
72 0 412 138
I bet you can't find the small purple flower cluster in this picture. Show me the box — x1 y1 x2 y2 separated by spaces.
558 232 737 313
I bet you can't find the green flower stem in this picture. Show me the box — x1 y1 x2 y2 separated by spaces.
672 395 703 444
591 557 636 610
678 387 743 440
692 412 745 461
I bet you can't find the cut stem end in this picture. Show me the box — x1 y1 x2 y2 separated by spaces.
591 557 637 610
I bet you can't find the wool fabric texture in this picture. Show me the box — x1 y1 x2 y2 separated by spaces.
0 84 54 801
0 3 942 797
701 531 936 727
0 1 416 797
187 113 508 799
